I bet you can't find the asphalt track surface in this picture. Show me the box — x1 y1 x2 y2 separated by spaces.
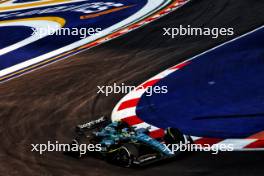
0 0 264 175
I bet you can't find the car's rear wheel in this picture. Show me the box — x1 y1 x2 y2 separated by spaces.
112 143 138 167
63 139 82 158
67 136 95 158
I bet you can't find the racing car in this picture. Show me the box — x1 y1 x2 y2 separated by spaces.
67 116 190 167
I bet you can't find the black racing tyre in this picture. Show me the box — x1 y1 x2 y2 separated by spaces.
63 139 82 158
164 128 186 145
112 143 138 168
67 137 95 158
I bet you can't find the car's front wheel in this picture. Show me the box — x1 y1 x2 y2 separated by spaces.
164 128 186 144
164 128 191 154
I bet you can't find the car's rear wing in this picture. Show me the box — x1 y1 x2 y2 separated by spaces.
75 116 108 132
